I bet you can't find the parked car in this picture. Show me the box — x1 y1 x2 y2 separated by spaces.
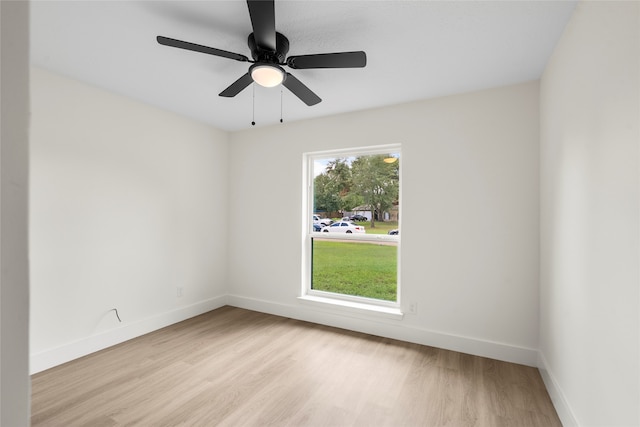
350 214 368 222
313 215 332 226
388 229 399 235
322 221 366 234
313 223 323 232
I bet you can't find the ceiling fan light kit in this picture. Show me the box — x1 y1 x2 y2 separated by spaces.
157 0 366 107
250 63 285 88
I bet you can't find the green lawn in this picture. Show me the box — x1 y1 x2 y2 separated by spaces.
312 238 397 301
328 220 398 235
363 220 398 235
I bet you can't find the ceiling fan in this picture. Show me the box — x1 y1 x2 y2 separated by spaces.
157 0 367 106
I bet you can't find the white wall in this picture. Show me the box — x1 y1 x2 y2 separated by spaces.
1 1 31 425
539 1 640 426
228 81 540 365
30 68 229 373
24 3 640 423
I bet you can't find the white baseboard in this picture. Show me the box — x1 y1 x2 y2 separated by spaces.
30 296 228 374
226 294 539 367
537 351 579 426
30 293 541 375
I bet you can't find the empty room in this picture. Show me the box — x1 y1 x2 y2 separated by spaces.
1 0 638 426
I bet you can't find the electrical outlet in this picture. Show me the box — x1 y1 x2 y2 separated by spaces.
177 287 183 297
408 302 417 314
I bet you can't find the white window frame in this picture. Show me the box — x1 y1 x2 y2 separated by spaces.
301 144 402 314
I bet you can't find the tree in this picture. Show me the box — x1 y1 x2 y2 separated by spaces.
314 173 342 215
314 158 352 216
349 154 399 228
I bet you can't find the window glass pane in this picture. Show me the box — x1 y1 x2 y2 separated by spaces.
313 153 399 226
311 237 398 302
309 149 400 304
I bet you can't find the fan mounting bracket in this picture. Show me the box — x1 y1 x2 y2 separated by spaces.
248 32 290 64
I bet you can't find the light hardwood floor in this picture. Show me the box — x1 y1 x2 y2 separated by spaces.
31 306 561 426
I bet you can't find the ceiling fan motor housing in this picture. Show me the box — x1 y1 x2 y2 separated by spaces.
248 32 289 64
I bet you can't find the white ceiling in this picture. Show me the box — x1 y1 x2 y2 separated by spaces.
30 1 577 132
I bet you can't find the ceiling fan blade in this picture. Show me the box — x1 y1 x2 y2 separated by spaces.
287 51 367 69
246 0 276 51
283 73 321 106
219 73 253 97
157 36 249 62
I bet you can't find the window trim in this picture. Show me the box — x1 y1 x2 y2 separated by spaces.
302 144 402 311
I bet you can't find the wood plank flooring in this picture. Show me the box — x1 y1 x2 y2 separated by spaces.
31 306 561 426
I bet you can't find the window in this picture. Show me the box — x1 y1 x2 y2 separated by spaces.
303 145 401 309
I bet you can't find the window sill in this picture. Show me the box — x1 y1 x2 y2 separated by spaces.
297 295 404 320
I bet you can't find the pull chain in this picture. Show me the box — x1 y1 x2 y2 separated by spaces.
280 88 284 123
251 83 256 126
250 85 284 126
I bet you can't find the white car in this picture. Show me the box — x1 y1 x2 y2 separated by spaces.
322 221 365 234
313 215 332 226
